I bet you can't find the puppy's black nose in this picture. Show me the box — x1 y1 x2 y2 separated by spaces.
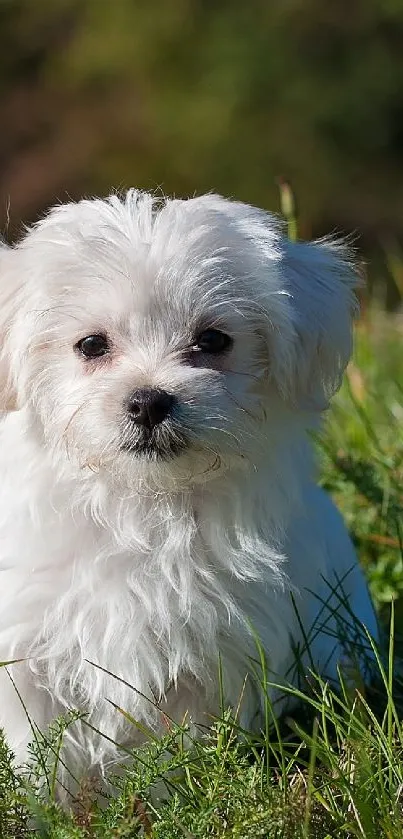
127 388 175 429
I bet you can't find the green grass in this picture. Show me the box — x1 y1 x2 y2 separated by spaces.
322 312 403 614
1 310 403 838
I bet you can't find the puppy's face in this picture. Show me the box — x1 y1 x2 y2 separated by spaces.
0 192 358 487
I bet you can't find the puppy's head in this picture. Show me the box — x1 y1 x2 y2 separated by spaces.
0 191 358 488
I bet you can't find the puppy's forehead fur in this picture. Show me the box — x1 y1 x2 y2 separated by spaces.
21 191 283 321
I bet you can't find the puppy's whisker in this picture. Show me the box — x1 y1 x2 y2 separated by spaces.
220 387 261 421
200 453 222 476
200 424 244 451
199 415 256 446
224 368 262 382
61 401 89 460
190 438 223 465
97 437 119 464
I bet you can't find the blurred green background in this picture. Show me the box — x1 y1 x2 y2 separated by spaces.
1 0 403 303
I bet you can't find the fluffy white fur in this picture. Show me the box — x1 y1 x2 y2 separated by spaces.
0 190 377 794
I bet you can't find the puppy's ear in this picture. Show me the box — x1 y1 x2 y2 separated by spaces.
201 197 358 412
277 237 360 410
0 244 23 411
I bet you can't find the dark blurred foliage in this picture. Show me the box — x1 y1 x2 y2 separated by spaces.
1 0 403 297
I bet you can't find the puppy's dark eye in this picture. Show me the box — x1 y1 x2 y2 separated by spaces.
194 329 232 354
75 334 109 358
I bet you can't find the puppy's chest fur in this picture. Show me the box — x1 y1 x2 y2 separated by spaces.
2 469 291 740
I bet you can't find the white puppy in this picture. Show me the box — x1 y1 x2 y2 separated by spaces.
0 191 377 792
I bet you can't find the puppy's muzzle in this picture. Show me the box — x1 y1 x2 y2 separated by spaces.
126 388 176 429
